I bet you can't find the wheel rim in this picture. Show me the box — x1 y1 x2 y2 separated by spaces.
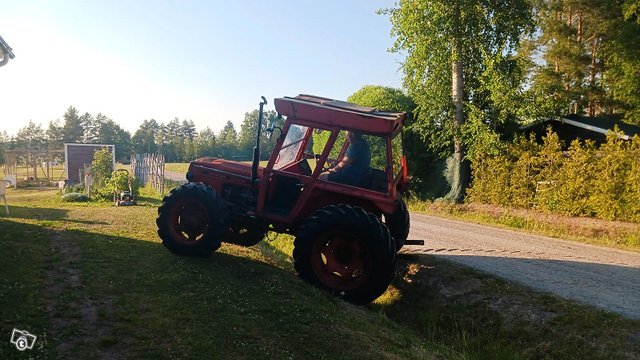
167 199 209 245
310 232 372 291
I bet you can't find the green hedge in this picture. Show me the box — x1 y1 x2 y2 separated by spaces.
468 129 640 222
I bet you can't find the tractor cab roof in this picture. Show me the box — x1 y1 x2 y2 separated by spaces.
274 94 406 136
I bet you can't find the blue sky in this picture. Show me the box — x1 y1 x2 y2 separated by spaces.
0 0 404 135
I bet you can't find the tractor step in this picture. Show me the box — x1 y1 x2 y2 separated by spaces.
404 239 425 246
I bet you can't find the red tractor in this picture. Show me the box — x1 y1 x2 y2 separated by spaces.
157 95 412 303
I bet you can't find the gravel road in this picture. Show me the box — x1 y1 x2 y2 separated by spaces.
403 212 640 320
164 170 187 184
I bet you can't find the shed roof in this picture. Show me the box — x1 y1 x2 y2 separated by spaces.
521 115 640 141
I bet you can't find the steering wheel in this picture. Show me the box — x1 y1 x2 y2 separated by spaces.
321 158 336 172
298 159 312 176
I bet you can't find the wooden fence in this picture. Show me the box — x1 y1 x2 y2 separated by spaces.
3 149 66 187
131 153 165 194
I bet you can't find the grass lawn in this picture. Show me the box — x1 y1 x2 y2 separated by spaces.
164 163 190 174
1 188 639 359
0 188 441 359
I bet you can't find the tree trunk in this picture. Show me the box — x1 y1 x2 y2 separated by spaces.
445 43 470 203
589 38 597 116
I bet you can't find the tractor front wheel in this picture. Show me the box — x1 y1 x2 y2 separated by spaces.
157 183 229 257
293 205 396 304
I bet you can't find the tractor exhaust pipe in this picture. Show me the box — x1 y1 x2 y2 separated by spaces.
251 96 267 185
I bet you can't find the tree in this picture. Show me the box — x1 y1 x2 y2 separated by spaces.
0 130 10 164
81 112 96 143
528 0 640 123
217 121 238 159
181 120 196 141
237 109 280 159
346 85 447 194
195 127 216 157
62 106 84 143
15 120 46 150
603 2 640 124
623 0 640 24
383 0 534 202
132 119 160 154
46 120 64 149
95 115 131 160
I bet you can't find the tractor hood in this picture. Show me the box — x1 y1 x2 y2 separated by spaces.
189 158 264 180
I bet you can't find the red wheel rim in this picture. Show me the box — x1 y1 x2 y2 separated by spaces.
167 199 209 245
310 232 372 291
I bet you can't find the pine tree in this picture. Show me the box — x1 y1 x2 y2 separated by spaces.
16 121 46 150
530 0 640 121
218 121 238 159
62 106 84 143
46 120 64 149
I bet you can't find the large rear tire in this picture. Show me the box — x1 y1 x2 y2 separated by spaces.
157 183 229 257
293 205 396 304
385 198 410 251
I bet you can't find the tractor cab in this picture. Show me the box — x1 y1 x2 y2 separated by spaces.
257 95 408 229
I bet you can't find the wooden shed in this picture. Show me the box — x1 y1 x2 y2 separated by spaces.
64 143 115 183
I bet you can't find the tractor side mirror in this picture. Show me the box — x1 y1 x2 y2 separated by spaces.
266 114 282 141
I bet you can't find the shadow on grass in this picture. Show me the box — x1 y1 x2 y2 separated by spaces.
0 205 109 225
0 219 428 360
377 250 640 360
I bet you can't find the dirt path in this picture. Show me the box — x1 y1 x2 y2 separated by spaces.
403 212 640 320
46 230 122 359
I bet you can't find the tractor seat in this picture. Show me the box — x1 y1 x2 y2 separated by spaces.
363 168 388 193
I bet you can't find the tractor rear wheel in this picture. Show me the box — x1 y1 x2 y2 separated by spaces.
157 183 229 257
293 204 396 304
385 198 410 251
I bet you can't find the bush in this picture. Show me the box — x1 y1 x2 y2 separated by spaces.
468 128 640 222
108 170 140 197
89 148 114 198
61 193 90 202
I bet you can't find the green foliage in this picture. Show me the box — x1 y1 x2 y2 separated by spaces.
528 0 640 121
15 120 46 150
382 0 535 156
89 148 114 198
590 131 634 220
238 110 282 160
61 192 90 202
468 128 640 222
107 170 140 197
63 106 84 143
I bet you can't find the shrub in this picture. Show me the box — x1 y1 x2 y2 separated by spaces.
107 170 140 197
468 128 640 222
89 148 114 198
61 193 90 202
